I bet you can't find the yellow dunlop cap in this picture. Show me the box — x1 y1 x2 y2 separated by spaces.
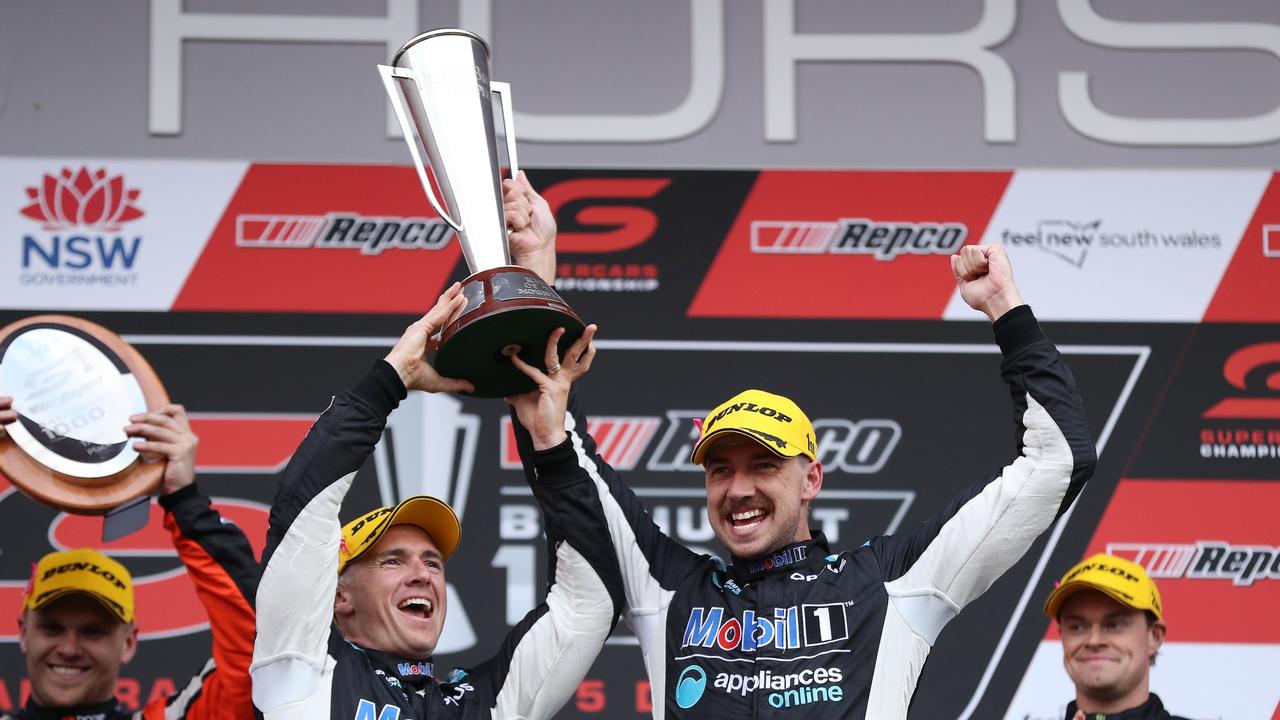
690 389 818 465
25 548 134 624
338 495 461 574
1044 553 1163 621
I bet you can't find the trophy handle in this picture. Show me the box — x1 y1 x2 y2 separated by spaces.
490 81 519 180
378 64 464 232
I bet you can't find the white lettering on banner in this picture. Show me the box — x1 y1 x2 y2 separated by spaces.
491 543 536 625
463 0 725 142
811 507 850 540
763 0 1016 143
148 0 419 136
499 505 541 541
1057 0 1280 146
145 0 1280 146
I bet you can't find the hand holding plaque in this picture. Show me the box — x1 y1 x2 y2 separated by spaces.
0 315 169 513
379 29 585 398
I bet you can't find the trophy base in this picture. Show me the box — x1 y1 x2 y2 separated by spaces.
434 267 585 398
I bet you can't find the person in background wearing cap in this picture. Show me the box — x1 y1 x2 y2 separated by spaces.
1045 554 1190 720
0 402 259 719
250 173 623 719
511 243 1097 719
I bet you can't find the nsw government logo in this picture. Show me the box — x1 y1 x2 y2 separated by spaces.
675 665 707 709
18 167 145 288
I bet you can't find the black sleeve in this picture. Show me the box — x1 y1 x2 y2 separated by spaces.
452 439 623 719
510 386 707 610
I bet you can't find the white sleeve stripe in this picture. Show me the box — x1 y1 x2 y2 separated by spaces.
250 471 354 712
492 542 615 719
161 658 215 719
883 393 1073 640
562 411 673 720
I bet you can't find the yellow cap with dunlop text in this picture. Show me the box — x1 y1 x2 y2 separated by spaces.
690 389 817 465
25 548 134 624
338 495 461 574
1044 553 1163 621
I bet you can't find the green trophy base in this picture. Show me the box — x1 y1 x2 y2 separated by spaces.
432 267 585 398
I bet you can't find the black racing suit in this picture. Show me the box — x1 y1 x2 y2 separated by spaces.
1065 694 1195 720
513 305 1097 719
6 484 260 720
250 361 623 719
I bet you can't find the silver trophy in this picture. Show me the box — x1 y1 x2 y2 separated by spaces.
379 29 583 398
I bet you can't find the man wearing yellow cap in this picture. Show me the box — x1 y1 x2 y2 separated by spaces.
512 243 1098 719
250 174 622 719
1045 554 1190 720
0 404 259 720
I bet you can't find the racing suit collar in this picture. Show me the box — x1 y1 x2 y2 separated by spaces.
1064 693 1170 719
18 696 125 720
732 532 831 581
355 644 436 694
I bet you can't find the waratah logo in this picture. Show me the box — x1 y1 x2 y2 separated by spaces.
20 167 144 231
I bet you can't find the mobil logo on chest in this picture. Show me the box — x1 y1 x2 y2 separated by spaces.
681 602 849 652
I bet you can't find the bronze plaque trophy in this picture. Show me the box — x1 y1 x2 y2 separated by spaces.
0 315 168 514
379 29 584 397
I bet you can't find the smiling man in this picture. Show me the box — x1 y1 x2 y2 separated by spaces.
0 403 259 720
249 175 622 720
1045 554 1191 720
513 244 1098 719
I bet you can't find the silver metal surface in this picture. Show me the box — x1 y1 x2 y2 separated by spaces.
379 28 518 273
0 328 144 478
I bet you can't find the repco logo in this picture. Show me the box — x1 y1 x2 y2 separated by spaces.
1109 541 1280 587
498 413 901 474
751 219 968 260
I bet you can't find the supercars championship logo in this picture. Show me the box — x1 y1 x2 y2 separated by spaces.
1199 342 1280 460
17 167 145 286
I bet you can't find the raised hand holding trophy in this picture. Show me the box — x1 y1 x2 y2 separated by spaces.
379 29 585 398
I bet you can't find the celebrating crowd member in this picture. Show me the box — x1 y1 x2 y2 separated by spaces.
1045 553 1191 720
512 241 1097 718
249 172 622 719
0 402 259 719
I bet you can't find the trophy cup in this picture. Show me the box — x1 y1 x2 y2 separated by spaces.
379 29 584 398
0 315 168 515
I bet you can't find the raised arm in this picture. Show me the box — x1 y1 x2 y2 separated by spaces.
859 245 1096 716
250 286 471 714
449 327 622 719
126 405 259 719
872 244 1097 630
